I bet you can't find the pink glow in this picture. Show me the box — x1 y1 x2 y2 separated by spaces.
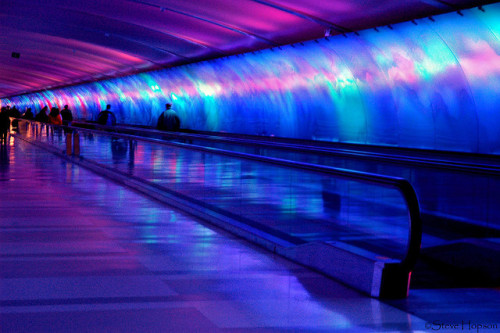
460 39 500 80
388 50 419 85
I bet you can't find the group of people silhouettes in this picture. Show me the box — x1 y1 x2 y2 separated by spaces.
94 103 181 131
29 105 73 125
0 101 180 143
96 102 181 131
0 104 75 144
95 102 181 131
0 105 24 144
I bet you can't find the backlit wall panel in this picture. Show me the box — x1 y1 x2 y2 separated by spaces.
3 4 500 153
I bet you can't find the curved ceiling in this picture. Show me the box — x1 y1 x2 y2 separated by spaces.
0 0 494 98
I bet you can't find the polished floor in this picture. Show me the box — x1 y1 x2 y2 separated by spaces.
1 135 499 332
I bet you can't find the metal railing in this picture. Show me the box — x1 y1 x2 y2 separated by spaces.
72 121 500 175
16 118 422 271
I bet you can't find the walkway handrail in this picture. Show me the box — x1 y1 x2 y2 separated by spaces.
20 119 423 271
71 121 500 175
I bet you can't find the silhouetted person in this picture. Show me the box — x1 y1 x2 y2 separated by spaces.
97 104 116 126
157 103 180 131
8 106 21 118
8 106 21 131
48 107 62 125
35 106 49 123
60 105 73 125
22 108 34 120
0 108 11 145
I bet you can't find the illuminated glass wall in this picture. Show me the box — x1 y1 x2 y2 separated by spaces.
3 4 500 153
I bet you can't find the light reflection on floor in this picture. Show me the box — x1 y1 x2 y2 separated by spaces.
31 129 412 260
4 132 499 332
0 137 439 332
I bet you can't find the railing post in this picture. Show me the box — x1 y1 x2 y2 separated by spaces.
73 132 80 156
129 139 135 170
66 133 73 155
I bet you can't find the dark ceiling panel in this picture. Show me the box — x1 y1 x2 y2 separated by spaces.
0 0 495 98
3 16 175 62
267 0 452 31
445 0 494 6
0 30 135 71
59 0 268 52
138 0 324 44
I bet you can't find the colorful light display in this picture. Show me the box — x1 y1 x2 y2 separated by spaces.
2 4 500 153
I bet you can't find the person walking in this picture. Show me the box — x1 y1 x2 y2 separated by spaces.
0 108 11 145
60 105 73 125
156 103 180 131
48 107 63 125
22 108 34 120
35 106 49 123
96 104 116 126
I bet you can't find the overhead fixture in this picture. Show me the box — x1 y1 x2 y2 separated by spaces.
324 28 332 37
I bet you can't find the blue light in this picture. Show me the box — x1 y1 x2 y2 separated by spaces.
3 4 500 153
